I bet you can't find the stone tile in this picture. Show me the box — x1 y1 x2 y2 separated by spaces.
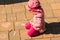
31 38 50 40
58 18 60 21
7 13 17 21
0 5 5 10
9 30 20 40
5 5 17 21
0 6 6 22
20 30 31 40
42 34 53 38
41 3 51 10
32 35 43 39
14 21 27 30
25 10 33 20
15 20 29 30
53 34 60 37
15 3 31 21
25 39 32 40
39 0 47 4
46 0 55 3
41 4 54 18
0 32 8 40
55 0 60 3
0 22 13 31
45 18 59 23
21 2 33 20
44 9 54 18
0 14 6 22
21 2 27 6
53 10 60 14
12 4 25 13
16 13 27 21
14 21 21 30
0 6 6 14
51 3 60 9
53 10 60 17
51 37 60 40
5 5 13 13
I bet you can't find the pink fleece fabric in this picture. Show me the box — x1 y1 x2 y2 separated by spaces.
28 26 40 37
25 22 31 29
25 0 45 37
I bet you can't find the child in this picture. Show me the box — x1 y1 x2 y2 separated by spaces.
25 0 46 37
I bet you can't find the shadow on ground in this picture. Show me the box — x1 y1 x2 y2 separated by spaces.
45 22 60 34
0 0 28 5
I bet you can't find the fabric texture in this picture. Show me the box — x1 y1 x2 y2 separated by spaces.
25 0 45 37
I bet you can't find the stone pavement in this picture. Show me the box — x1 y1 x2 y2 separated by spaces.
0 0 60 40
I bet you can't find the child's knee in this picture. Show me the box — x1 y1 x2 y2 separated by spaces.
27 27 40 37
25 22 32 29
